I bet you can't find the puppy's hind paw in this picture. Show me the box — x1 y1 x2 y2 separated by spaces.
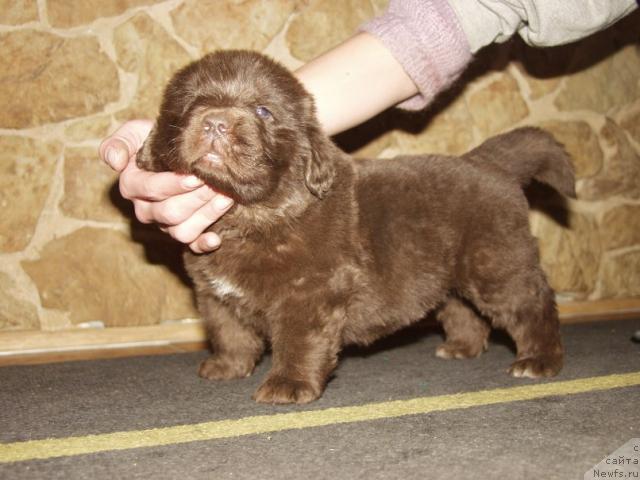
253 375 321 405
508 355 562 378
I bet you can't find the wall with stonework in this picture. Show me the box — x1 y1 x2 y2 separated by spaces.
1 0 639 334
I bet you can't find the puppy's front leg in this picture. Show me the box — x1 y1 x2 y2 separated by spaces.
197 294 265 381
254 310 342 405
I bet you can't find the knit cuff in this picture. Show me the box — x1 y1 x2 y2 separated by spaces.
360 0 472 110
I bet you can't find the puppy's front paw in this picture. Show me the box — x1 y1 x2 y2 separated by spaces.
198 355 255 380
435 339 487 359
509 355 562 378
253 375 321 405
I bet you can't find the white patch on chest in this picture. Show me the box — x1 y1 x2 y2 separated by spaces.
209 277 244 298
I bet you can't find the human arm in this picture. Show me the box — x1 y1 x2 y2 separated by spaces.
358 0 638 109
294 32 419 135
447 0 638 52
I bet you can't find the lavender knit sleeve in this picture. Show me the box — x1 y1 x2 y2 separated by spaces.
360 0 472 110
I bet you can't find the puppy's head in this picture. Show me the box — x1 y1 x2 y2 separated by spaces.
138 50 335 204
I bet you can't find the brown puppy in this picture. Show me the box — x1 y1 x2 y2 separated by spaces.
137 50 575 404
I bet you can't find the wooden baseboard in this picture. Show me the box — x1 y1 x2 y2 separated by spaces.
0 342 209 366
0 323 208 366
0 298 638 366
558 298 640 323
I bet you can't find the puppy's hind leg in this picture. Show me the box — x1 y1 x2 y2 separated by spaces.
504 279 563 378
470 268 563 378
435 296 490 359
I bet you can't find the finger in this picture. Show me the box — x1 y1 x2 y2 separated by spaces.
99 138 129 171
132 199 155 224
165 195 234 244
119 160 204 201
148 186 218 226
99 119 154 171
189 232 222 254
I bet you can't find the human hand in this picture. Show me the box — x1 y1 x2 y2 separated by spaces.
99 120 234 253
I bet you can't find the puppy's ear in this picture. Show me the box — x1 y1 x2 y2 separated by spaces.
135 124 170 173
303 123 336 199
135 129 156 171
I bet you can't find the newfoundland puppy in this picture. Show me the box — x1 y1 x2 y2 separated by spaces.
137 50 575 404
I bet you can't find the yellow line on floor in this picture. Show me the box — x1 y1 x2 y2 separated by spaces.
2 371 639 464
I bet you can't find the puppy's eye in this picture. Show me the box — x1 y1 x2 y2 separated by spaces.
255 106 273 120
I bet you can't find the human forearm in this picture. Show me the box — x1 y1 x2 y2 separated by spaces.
295 32 418 136
295 0 474 132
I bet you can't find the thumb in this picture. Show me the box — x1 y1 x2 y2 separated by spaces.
99 119 154 172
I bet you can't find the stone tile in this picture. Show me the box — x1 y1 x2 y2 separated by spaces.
600 205 640 251
538 120 603 179
467 73 529 137
0 272 39 331
22 227 198 327
531 210 601 297
60 146 126 222
599 250 640 299
395 94 475 156
554 43 640 115
517 66 562 101
0 0 38 24
114 12 191 120
339 90 473 158
287 0 378 62
0 30 119 129
337 94 473 158
618 105 640 145
47 0 163 28
579 120 640 201
172 0 295 53
0 136 61 253
64 115 113 143
513 42 573 100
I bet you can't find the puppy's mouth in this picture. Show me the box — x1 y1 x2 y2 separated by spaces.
191 134 232 172
192 150 230 180
202 152 223 166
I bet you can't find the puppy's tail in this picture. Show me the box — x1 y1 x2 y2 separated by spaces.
465 127 576 198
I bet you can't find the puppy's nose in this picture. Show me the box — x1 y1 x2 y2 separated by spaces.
203 114 229 135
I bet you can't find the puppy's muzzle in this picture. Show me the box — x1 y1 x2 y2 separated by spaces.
199 110 235 161
203 112 230 136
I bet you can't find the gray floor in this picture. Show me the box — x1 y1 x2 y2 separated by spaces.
1 318 639 479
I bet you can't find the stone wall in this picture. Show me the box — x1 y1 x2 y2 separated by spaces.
1 1 639 333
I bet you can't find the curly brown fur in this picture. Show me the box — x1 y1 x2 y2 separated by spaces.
138 50 573 404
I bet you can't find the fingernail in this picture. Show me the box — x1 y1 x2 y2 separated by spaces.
214 195 233 210
106 147 122 168
205 234 221 249
182 175 203 188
